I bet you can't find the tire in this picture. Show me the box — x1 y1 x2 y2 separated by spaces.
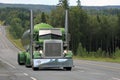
18 54 22 65
24 54 31 68
32 66 39 71
25 62 29 68
25 58 31 68
64 67 72 71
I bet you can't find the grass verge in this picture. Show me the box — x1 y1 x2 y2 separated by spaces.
74 56 120 63
5 26 24 51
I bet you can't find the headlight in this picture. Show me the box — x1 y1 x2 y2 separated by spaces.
64 50 67 54
39 50 43 54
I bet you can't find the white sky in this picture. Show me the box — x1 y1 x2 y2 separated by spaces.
0 0 120 6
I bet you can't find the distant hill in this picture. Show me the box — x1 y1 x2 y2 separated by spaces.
0 3 56 12
82 6 120 10
0 3 120 12
82 6 120 15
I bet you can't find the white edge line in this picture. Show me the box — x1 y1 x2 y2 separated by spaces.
0 58 16 69
30 77 37 80
81 61 120 70
24 73 28 76
112 77 120 80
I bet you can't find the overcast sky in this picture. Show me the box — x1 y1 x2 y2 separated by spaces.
0 0 120 6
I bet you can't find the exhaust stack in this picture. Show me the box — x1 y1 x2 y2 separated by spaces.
65 9 69 50
30 10 34 61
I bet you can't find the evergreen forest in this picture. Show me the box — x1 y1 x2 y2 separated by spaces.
0 0 120 59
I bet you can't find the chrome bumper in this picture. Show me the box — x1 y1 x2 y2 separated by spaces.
32 58 73 68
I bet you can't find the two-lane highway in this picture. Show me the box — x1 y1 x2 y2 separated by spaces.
0 25 120 80
0 26 35 80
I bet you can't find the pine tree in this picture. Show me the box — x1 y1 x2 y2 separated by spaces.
58 0 69 9
77 0 81 8
41 12 46 23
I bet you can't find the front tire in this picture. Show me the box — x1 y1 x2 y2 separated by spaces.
64 67 72 71
18 54 22 65
25 58 31 68
32 66 39 71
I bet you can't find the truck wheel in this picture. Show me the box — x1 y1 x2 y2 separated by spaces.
32 66 39 71
64 67 72 71
25 62 29 68
18 54 22 65
25 59 31 68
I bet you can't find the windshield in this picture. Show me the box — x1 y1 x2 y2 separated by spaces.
39 34 62 39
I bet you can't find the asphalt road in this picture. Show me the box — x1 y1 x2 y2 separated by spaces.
0 25 120 80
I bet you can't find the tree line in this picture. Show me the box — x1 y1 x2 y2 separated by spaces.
0 1 120 58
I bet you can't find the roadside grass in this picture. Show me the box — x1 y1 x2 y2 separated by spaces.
6 26 24 51
74 56 120 63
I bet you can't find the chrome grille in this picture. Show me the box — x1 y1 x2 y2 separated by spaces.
44 40 63 58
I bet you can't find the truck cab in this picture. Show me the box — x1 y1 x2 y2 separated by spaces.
33 28 73 70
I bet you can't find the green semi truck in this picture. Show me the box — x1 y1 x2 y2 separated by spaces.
17 10 73 71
